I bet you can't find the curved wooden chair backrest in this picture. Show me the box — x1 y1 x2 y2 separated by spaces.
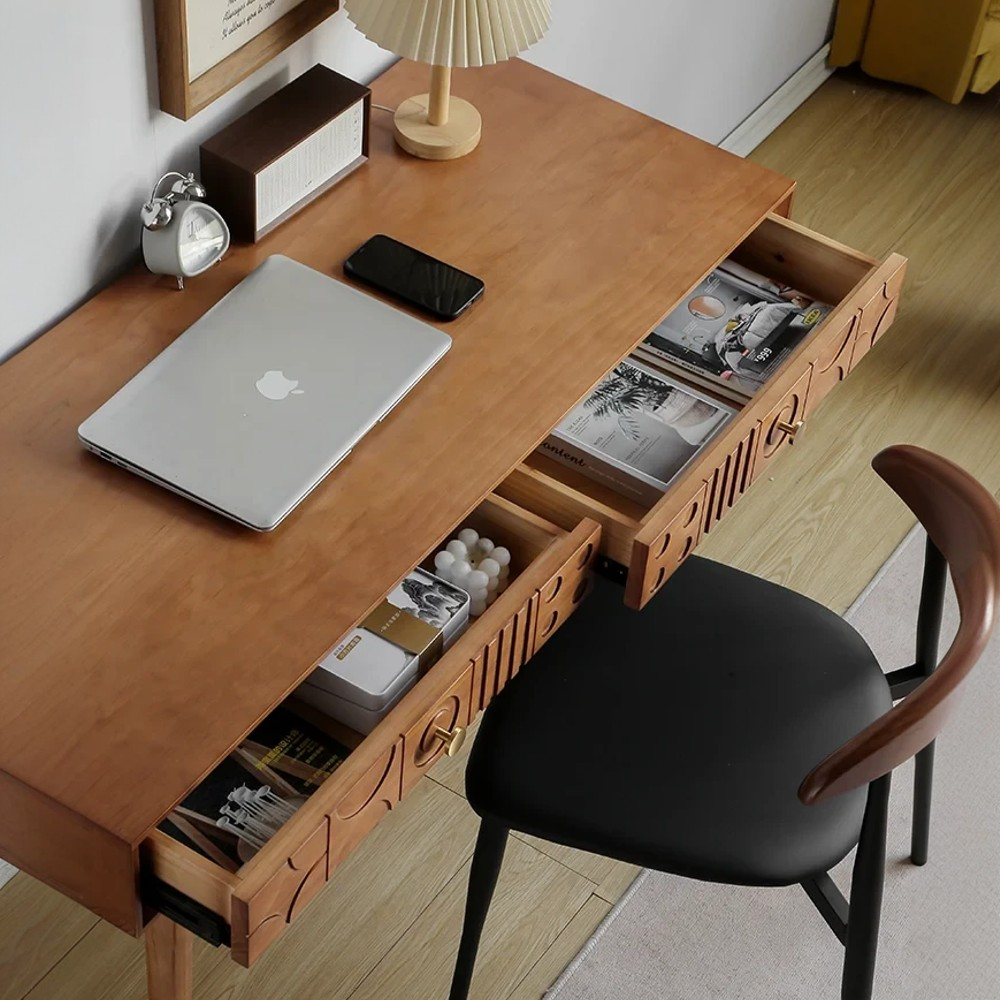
800 444 1000 805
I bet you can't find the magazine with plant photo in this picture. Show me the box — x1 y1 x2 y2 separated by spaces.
539 359 736 506
635 259 832 398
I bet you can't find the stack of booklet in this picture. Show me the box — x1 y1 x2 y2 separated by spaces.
540 259 832 506
540 358 735 507
633 259 832 402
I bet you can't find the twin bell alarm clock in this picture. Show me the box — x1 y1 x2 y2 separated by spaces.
140 171 230 289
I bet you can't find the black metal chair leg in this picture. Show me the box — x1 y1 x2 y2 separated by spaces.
841 774 891 1000
909 536 945 868
911 740 935 866
449 819 509 1000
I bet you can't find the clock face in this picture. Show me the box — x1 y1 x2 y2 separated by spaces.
178 205 228 274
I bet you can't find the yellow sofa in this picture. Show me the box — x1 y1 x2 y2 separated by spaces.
831 0 1000 102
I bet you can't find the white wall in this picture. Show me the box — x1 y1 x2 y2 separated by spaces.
0 5 393 362
0 0 834 362
526 0 835 143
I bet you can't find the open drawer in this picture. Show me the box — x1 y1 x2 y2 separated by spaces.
498 213 907 610
141 495 600 967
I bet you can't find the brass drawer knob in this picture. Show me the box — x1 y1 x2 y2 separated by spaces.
433 725 467 757
776 419 805 440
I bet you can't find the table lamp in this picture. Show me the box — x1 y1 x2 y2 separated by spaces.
345 0 551 160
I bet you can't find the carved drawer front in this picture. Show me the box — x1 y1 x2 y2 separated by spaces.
471 600 538 716
849 258 906 370
805 310 859 413
401 663 475 794
625 483 708 608
465 517 601 713
703 423 760 535
752 366 812 483
225 738 403 966
532 524 600 652
143 502 601 966
327 740 403 871
231 820 329 966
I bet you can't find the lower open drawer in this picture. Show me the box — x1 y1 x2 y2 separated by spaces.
141 494 599 966
497 213 907 610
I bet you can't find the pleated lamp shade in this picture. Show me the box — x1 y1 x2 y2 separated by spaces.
345 0 552 159
345 0 551 67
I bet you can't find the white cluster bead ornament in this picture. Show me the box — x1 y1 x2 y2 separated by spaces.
432 525 512 616
478 557 500 578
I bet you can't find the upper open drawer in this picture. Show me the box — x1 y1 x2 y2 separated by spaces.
141 494 599 966
497 214 907 610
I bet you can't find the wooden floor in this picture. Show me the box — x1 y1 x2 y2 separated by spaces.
5 69 1000 1000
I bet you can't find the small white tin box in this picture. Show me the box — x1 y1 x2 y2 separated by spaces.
296 569 470 734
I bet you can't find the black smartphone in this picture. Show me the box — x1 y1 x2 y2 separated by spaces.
343 234 485 321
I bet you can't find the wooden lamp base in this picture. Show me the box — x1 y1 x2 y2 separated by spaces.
393 94 482 160
392 66 482 161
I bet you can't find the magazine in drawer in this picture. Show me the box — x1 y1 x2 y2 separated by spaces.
499 214 906 609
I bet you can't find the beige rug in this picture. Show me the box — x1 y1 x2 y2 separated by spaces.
546 528 1000 999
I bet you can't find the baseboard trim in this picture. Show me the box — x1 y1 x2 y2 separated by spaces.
0 860 16 891
720 43 833 157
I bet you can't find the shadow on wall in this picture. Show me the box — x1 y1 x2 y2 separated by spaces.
83 0 162 296
90 0 299 324
0 3 381 363
140 0 160 122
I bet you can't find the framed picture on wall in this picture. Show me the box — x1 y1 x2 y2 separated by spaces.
153 0 340 120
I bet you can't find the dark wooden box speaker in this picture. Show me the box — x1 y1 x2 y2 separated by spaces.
200 65 370 243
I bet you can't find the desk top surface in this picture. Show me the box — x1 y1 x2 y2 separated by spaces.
0 59 792 845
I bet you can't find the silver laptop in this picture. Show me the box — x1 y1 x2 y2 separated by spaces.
79 255 451 530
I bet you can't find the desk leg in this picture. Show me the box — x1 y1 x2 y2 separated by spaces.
145 914 193 1000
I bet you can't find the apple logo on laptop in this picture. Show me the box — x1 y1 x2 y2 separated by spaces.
255 370 304 400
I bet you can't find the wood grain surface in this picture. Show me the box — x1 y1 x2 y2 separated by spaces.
144 916 192 1000
0 54 793 887
4 65 1000 1000
701 69 1000 614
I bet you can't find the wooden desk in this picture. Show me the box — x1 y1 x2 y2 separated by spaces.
0 59 905 998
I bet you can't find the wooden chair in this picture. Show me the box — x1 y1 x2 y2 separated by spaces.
448 445 1000 1000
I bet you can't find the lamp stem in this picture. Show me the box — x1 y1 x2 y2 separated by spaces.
428 65 451 126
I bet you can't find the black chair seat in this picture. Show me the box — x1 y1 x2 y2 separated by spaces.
453 448 1000 1000
466 557 893 887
